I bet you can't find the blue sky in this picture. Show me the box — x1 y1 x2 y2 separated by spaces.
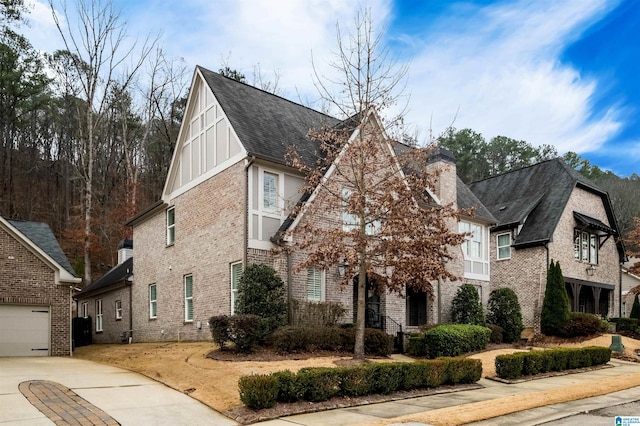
24 0 640 177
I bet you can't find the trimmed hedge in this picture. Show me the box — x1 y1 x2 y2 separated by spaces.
238 357 482 409
560 312 603 337
495 346 611 379
407 324 492 358
268 326 393 356
610 317 639 332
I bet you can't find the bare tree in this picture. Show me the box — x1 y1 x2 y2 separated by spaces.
50 0 155 284
287 9 466 359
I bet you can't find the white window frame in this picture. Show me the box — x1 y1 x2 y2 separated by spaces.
149 284 157 319
342 188 358 232
115 300 122 320
231 262 242 315
81 302 88 318
459 221 490 281
95 299 103 332
574 228 599 265
496 232 511 260
306 268 325 302
166 207 175 245
263 172 279 213
184 274 194 322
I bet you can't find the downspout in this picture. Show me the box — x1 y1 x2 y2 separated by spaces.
436 276 443 324
619 262 623 317
129 281 133 341
243 156 256 268
69 286 73 356
287 249 293 324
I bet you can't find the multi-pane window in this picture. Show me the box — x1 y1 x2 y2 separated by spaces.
166 207 175 245
497 233 511 260
184 275 193 322
342 188 358 232
115 300 122 320
263 172 278 212
95 299 103 332
574 229 598 264
459 221 489 280
149 284 157 318
81 302 88 318
306 268 324 301
231 262 242 314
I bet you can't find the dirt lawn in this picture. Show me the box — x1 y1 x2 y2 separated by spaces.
73 334 640 422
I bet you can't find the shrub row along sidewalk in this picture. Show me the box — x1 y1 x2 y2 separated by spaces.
239 357 481 409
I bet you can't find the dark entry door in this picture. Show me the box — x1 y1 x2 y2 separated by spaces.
353 275 382 329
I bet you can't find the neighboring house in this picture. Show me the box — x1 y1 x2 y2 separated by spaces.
621 257 640 317
468 159 625 327
0 217 80 356
75 240 133 343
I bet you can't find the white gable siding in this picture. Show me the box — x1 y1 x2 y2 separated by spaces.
166 74 245 198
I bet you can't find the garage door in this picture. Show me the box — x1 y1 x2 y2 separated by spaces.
0 305 50 356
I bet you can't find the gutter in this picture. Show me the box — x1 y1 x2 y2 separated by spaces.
243 156 256 269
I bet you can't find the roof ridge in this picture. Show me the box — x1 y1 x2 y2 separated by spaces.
197 65 338 121
469 157 559 184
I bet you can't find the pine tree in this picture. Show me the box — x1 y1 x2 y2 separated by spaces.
631 294 640 320
540 260 570 335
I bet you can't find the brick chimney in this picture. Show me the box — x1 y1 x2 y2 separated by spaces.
425 146 458 209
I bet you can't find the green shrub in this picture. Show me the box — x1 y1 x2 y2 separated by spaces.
599 319 610 333
209 315 230 349
238 357 482 408
229 314 264 353
424 324 491 358
290 300 346 327
561 312 602 337
487 288 524 343
269 326 393 356
235 264 287 333
407 334 428 357
540 261 570 336
450 284 485 325
609 317 639 331
238 374 279 409
486 324 504 344
631 294 640 320
495 347 611 379
296 367 342 402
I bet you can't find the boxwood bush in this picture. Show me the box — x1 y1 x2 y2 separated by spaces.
560 312 602 337
610 317 639 332
238 357 482 409
495 346 611 379
407 324 491 358
268 326 393 356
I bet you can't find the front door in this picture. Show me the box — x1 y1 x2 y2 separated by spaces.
353 275 382 329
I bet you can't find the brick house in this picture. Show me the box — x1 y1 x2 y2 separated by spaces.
468 159 625 327
75 240 133 344
0 217 80 356
119 66 494 343
90 66 624 343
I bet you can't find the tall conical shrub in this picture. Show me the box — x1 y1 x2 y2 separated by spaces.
631 294 640 320
540 260 570 336
487 287 524 343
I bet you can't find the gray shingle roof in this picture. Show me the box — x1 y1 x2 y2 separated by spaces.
8 219 76 275
77 257 132 298
467 158 619 249
198 66 340 167
457 177 496 224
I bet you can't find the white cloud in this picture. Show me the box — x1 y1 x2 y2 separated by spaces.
400 0 623 153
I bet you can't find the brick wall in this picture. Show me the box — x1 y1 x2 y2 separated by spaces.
132 161 246 342
78 286 131 344
0 226 71 356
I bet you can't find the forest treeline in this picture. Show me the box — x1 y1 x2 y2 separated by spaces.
1 1 637 283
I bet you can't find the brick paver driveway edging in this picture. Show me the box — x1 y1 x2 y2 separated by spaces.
19 380 120 426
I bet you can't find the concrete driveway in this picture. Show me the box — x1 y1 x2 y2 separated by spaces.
0 357 238 426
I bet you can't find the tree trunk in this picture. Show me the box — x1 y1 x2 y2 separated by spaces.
354 252 367 360
84 107 93 285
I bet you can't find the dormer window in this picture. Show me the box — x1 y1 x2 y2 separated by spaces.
574 229 598 264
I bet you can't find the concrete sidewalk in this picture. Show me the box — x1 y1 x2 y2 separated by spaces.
254 358 640 425
0 357 237 426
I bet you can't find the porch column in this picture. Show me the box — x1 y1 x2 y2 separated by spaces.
570 282 582 312
592 287 602 315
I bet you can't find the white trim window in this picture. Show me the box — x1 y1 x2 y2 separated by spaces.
574 229 598 264
115 300 122 320
497 233 511 260
95 299 103 332
342 188 358 232
81 302 88 318
166 207 175 245
263 172 279 212
306 268 325 301
184 274 194 322
231 262 242 314
149 284 157 319
459 221 489 280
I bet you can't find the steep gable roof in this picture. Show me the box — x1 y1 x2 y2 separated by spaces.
467 158 621 250
1 217 80 284
198 66 340 167
457 177 496 224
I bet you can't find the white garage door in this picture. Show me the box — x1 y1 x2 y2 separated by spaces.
0 305 50 356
